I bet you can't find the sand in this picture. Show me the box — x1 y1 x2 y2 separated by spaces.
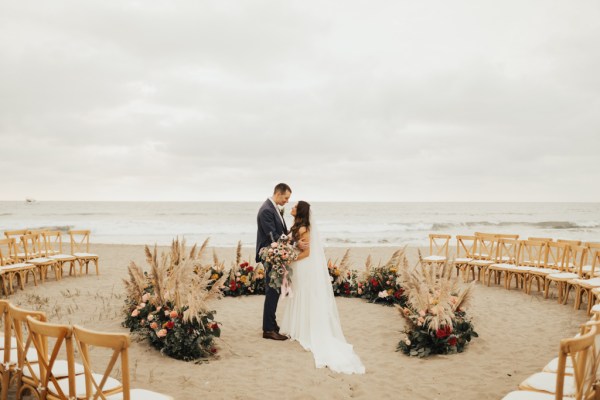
6 243 590 400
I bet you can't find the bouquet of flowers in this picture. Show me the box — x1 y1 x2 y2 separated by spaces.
258 234 298 295
358 250 408 306
224 261 265 296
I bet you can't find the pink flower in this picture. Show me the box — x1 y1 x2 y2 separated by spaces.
417 317 425 326
419 310 426 317
147 314 154 322
271 243 277 248
157 329 167 338
170 310 178 318
358 288 363 295
138 302 146 309
142 293 150 302
164 310 170 317
150 322 158 330
131 309 140 317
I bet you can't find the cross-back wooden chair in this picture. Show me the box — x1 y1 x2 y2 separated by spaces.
0 239 36 295
4 230 28 262
486 238 520 288
26 316 86 400
557 239 582 247
546 245 587 304
580 243 600 278
69 230 99 276
453 235 476 282
73 325 173 400
8 303 46 400
570 250 600 315
43 231 77 278
26 230 51 256
467 233 499 282
505 323 599 400
21 233 59 283
422 234 451 264
0 300 15 400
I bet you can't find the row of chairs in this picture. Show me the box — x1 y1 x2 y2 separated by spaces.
0 300 171 400
0 229 99 296
423 233 600 314
502 308 600 399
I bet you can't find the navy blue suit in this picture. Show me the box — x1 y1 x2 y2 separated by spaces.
256 199 288 332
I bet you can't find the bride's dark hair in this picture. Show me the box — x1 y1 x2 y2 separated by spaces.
290 201 311 242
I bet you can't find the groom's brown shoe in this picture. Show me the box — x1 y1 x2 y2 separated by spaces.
263 331 288 341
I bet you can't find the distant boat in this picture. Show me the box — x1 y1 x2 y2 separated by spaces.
25 198 36 203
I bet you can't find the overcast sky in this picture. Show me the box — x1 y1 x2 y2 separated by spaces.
1 0 599 202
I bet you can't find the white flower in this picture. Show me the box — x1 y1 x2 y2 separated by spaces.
280 234 288 241
378 290 388 298
405 338 411 346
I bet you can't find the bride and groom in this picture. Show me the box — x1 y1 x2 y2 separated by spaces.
255 183 365 375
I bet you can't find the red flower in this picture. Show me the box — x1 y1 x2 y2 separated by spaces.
247 266 254 272
343 283 350 289
230 280 237 291
371 279 379 287
165 321 175 329
240 262 249 269
210 323 219 330
394 290 403 299
436 325 452 339
210 348 218 354
448 336 457 346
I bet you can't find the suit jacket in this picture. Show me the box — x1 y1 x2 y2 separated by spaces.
256 199 288 263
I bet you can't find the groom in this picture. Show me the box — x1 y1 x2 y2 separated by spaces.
256 183 307 340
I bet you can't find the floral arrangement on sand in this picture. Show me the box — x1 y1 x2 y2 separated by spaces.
328 249 360 297
396 256 477 358
223 241 266 296
359 250 408 306
123 238 225 362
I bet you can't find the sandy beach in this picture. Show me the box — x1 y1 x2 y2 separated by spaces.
6 243 590 400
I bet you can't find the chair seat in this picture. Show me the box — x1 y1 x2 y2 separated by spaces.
29 257 54 264
506 265 534 271
473 252 489 258
0 262 34 270
572 278 600 288
23 359 85 379
548 272 579 280
453 257 473 263
468 260 494 266
519 372 576 396
591 303 600 313
422 255 446 262
50 372 121 398
542 357 574 375
49 254 76 261
0 347 39 363
501 391 570 400
106 389 174 400
73 252 98 258
528 268 559 275
489 263 514 270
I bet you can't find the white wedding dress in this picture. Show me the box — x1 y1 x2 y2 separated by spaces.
280 212 365 374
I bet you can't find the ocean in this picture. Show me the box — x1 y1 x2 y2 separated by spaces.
1 201 599 247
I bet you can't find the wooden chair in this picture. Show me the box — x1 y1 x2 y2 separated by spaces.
570 250 600 315
7 303 46 400
545 245 587 304
467 233 498 282
504 322 598 399
486 239 520 288
21 233 59 283
527 242 568 298
422 234 451 265
69 230 99 276
0 300 15 400
43 231 77 278
73 325 173 400
26 316 86 400
580 243 600 278
3 230 28 262
453 235 476 282
0 239 37 295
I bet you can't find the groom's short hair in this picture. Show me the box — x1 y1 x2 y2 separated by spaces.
274 183 291 194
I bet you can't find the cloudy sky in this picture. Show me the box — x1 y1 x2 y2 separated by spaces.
1 0 599 202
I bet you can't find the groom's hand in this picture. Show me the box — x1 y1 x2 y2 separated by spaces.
297 238 310 250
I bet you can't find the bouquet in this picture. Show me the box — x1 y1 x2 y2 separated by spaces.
258 234 299 296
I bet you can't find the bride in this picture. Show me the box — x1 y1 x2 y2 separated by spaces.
280 201 365 374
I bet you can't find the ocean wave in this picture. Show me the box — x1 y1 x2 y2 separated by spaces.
430 221 600 230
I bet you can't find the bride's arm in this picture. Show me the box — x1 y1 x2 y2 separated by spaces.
295 228 311 261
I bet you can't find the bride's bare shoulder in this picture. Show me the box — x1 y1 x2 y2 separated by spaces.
298 226 309 236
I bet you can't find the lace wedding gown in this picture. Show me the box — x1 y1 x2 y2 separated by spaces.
280 212 365 374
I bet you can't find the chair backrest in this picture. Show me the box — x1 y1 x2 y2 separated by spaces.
589 250 600 279
474 233 498 260
569 245 589 278
8 303 47 384
494 233 520 240
20 234 42 260
42 231 65 254
518 240 547 268
545 241 569 271
456 235 476 259
0 238 17 266
73 325 127 399
558 239 582 246
495 238 519 264
428 234 451 258
69 230 91 254
4 229 27 254
27 316 77 399
555 322 598 399
528 237 554 242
